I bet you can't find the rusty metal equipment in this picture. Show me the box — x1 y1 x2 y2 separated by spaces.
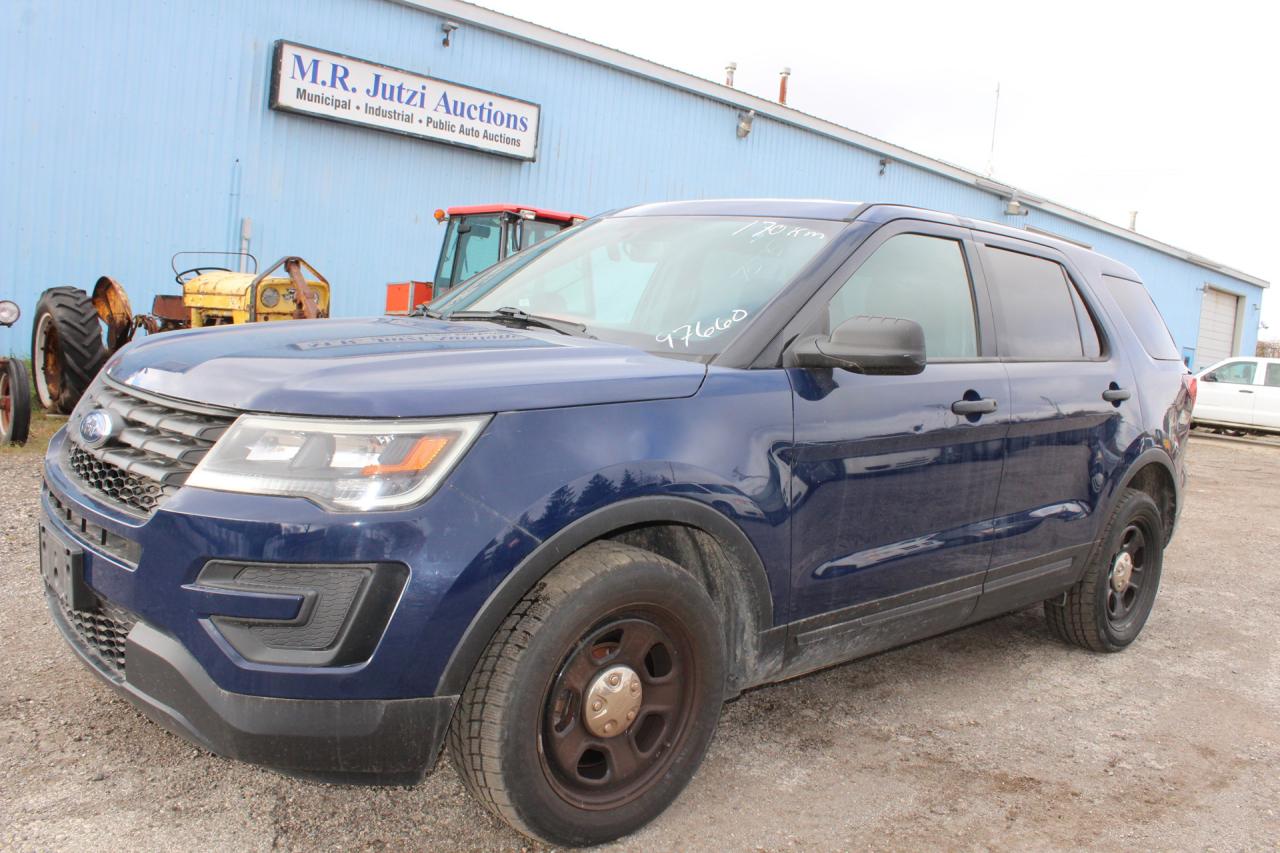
32 253 331 414
0 299 32 445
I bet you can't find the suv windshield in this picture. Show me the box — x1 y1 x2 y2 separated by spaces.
436 215 843 358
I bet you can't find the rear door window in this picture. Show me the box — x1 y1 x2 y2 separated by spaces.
1101 275 1181 360
1267 363 1280 387
981 246 1097 360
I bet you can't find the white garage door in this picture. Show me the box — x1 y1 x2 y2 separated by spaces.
1195 287 1240 370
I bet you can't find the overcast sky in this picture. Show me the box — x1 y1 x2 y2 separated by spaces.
475 0 1278 339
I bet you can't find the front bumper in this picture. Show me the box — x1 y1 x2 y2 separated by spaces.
46 586 457 782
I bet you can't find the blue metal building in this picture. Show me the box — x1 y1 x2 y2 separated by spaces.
2 0 1267 368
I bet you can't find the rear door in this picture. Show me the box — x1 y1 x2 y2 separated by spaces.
1197 359 1259 426
969 234 1140 618
1255 362 1280 429
784 220 1009 660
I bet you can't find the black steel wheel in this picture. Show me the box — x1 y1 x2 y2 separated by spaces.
31 286 108 414
1 358 31 445
540 609 697 809
1105 522 1149 629
1045 488 1165 652
449 541 725 847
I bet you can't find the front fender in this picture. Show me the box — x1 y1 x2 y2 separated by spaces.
435 494 773 696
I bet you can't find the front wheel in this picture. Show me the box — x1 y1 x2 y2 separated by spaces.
448 541 726 847
1045 488 1165 652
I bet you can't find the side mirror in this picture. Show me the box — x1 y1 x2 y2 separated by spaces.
788 315 926 375
0 299 19 327
1202 372 1217 382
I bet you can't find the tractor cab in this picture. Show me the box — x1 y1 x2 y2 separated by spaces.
432 205 583 296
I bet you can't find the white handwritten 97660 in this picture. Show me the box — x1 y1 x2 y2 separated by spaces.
656 309 750 349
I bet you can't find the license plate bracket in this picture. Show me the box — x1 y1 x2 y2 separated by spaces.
39 521 92 612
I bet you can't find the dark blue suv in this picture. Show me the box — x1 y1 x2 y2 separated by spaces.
40 201 1195 846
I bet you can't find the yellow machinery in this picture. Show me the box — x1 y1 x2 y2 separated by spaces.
174 257 331 327
32 254 331 413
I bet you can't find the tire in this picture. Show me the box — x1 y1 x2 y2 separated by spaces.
448 541 726 847
1045 488 1164 652
1 359 31 445
31 286 108 414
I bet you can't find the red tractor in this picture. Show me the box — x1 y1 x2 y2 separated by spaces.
386 204 584 314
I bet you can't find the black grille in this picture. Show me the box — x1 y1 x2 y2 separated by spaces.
62 598 137 674
64 380 235 516
68 445 170 514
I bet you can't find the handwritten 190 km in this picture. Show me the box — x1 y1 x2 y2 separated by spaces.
731 221 827 241
657 309 750 349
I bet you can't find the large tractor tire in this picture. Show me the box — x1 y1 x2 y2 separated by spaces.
0 359 31 445
31 287 108 414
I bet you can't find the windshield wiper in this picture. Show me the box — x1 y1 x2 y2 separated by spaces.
413 305 443 319
448 307 594 338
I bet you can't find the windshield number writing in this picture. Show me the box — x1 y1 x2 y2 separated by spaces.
657 309 750 349
731 220 826 242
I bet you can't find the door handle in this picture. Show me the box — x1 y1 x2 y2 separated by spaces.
1101 387 1132 403
1238 389 1254 394
951 398 998 415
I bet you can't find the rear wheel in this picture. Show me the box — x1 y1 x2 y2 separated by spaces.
0 359 31 444
449 541 725 847
31 286 108 414
1045 488 1164 652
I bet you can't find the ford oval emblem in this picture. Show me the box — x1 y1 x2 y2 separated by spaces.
79 409 118 449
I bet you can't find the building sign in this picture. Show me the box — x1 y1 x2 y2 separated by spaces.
269 41 540 161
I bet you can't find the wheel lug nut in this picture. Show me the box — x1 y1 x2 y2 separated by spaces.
626 710 636 721
630 681 640 694
604 720 616 733
608 673 621 686
592 700 603 712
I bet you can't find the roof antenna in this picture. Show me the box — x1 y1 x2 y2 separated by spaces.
986 82 1001 177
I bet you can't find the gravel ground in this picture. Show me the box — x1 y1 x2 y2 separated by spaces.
1 432 1278 851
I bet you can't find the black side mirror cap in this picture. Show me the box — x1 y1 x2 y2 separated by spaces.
786 315 926 376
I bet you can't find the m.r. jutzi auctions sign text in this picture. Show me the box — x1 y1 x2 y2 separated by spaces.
270 41 540 161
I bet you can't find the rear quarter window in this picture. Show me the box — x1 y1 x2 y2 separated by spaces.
1102 275 1181 360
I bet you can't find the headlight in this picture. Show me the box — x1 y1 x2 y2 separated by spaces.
186 414 489 511
260 286 280 308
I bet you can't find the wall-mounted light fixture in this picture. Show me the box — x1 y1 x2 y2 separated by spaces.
736 109 754 139
441 20 459 47
879 158 890 176
1004 198 1029 216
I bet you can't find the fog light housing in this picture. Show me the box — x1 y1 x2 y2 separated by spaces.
195 561 408 667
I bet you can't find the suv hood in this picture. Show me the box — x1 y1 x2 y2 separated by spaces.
106 317 707 417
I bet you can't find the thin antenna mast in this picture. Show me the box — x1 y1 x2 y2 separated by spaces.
986 83 1001 177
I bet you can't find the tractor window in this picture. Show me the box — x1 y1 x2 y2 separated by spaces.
522 220 564 250
434 215 505 293
433 219 461 291
454 216 504 286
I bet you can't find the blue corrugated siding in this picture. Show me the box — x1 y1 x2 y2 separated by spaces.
0 0 1263 362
